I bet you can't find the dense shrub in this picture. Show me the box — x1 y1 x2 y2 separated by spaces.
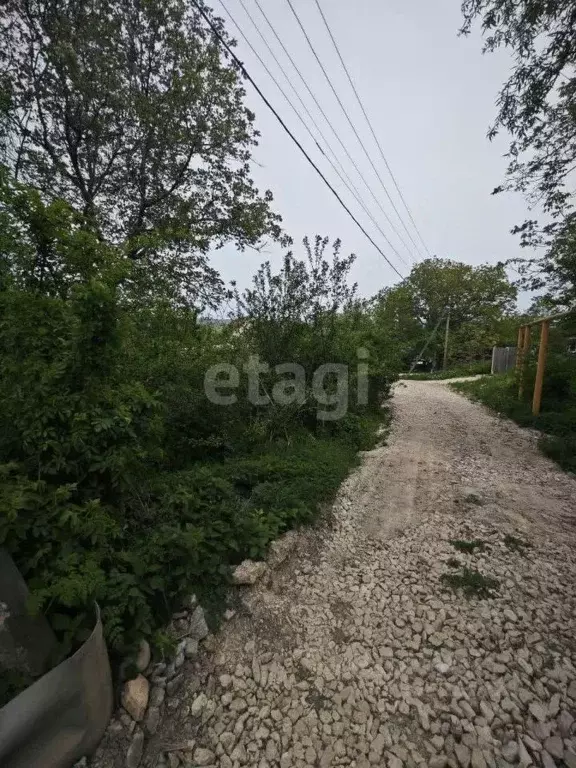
0 224 391 678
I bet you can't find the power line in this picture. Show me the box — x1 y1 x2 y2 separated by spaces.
189 0 405 280
285 0 421 263
223 0 411 268
312 0 432 259
250 0 416 265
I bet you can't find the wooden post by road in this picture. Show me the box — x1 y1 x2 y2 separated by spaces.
518 325 531 400
532 320 550 416
443 309 451 370
516 326 525 372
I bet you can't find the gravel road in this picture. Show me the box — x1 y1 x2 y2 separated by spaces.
103 380 576 768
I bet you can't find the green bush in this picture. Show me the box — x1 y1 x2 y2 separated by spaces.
0 285 165 656
0 173 392 693
0 279 387 668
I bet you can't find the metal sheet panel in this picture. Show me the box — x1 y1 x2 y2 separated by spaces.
0 605 113 768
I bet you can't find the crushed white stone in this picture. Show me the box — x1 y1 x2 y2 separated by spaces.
94 381 576 768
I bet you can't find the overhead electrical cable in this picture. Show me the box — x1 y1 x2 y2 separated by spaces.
224 0 411 268
285 0 420 263
189 0 405 280
312 0 432 259
249 0 416 264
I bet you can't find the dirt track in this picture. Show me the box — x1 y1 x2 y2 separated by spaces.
365 379 576 539
96 380 576 768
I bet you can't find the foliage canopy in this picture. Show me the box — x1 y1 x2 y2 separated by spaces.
461 0 576 305
0 0 287 307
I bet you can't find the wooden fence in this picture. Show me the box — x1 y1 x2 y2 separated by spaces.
491 346 517 374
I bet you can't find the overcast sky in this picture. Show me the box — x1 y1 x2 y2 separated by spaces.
209 0 536 306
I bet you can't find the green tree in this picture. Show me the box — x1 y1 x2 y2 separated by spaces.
0 0 286 307
0 165 127 297
461 0 576 305
236 236 357 370
372 283 423 365
374 258 517 367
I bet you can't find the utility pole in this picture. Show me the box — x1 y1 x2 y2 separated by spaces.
442 308 451 370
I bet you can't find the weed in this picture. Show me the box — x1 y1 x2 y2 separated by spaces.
441 568 500 598
446 557 461 568
463 490 484 506
449 539 487 553
504 534 531 553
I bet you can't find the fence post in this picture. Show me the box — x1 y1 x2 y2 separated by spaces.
516 326 525 373
532 320 550 416
518 325 531 400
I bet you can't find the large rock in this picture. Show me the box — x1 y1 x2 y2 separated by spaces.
455 744 471 768
558 710 575 738
188 605 209 640
122 674 149 721
471 749 487 768
517 739 533 768
232 559 268 585
502 742 519 764
529 702 547 723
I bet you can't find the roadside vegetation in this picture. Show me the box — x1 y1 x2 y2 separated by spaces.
0 0 407 687
401 360 491 380
1 0 573 708
457 0 576 469
373 258 518 372
452 351 576 472
441 568 500 599
0 175 393 671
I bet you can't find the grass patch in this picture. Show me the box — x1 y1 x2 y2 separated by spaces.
446 557 462 568
504 534 531 553
401 360 491 381
452 366 576 473
462 489 484 505
441 568 500 598
450 539 487 553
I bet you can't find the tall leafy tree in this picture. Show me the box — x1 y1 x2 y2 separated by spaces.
401 258 516 326
374 258 517 366
0 0 286 307
461 0 576 304
236 236 357 369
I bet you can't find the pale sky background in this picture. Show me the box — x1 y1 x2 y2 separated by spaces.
209 0 537 308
